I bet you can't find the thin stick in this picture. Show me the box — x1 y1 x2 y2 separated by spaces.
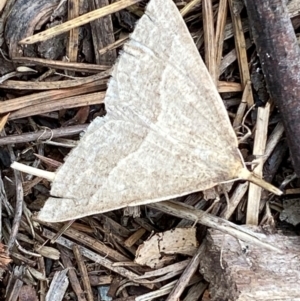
0 124 87 146
7 150 23 252
228 0 254 106
233 80 251 128
0 70 111 90
220 181 249 219
166 244 204 301
9 91 105 120
149 201 284 253
37 257 46 301
0 173 5 237
73 245 94 301
246 102 271 225
67 0 80 64
58 246 87 301
264 122 285 163
202 0 217 83
19 0 143 45
11 162 55 181
13 57 110 73
99 35 129 56
215 0 228 72
180 0 201 17
42 228 153 288
0 81 103 115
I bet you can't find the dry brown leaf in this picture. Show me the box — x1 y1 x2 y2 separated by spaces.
135 228 198 268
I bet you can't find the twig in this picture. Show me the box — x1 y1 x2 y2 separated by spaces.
148 201 284 253
0 70 111 90
38 257 46 301
247 102 270 225
228 0 254 106
244 0 300 174
13 57 110 72
217 81 242 92
261 121 286 185
50 220 75 243
37 220 132 263
90 0 117 65
73 245 94 301
0 113 9 131
42 228 154 288
99 35 129 56
166 244 204 301
67 0 80 64
19 0 143 44
0 81 103 115
0 172 5 236
7 161 23 251
180 0 201 17
183 281 208 301
9 91 105 120
202 0 217 83
0 124 87 146
124 228 146 248
264 122 285 163
215 0 228 74
233 80 251 128
220 182 249 219
59 246 87 301
219 38 252 75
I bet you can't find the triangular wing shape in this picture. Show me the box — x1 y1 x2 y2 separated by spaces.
38 0 244 222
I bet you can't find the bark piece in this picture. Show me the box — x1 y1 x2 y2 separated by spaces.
5 0 60 57
280 198 300 226
19 285 38 301
244 0 300 175
89 0 117 65
45 269 69 301
135 228 198 268
199 228 300 301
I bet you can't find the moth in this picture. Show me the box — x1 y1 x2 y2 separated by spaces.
12 0 282 222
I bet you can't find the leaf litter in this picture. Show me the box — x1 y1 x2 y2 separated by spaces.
1 0 300 300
